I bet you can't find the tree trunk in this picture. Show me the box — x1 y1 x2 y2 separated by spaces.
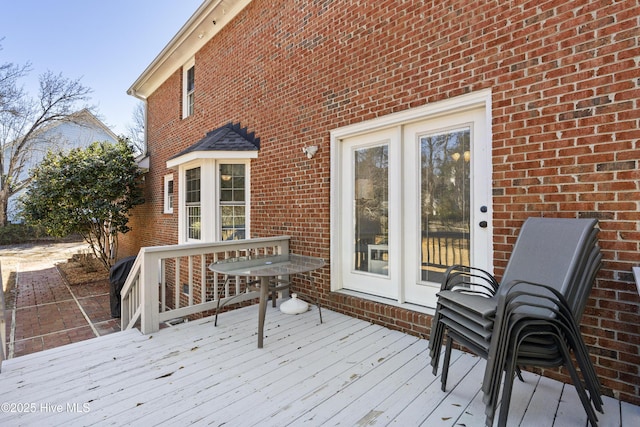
0 188 9 227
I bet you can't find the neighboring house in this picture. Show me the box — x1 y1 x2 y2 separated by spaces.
125 0 639 405
7 109 118 222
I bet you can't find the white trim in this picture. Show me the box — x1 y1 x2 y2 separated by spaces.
200 160 216 241
167 150 258 169
216 160 251 241
128 0 253 100
330 89 493 305
182 58 195 119
331 90 492 140
163 174 174 214
177 158 251 244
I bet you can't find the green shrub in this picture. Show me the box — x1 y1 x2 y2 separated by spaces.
0 223 58 245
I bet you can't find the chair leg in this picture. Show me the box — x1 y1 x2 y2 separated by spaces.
557 343 600 426
515 366 524 382
566 331 603 412
429 309 445 375
487 321 523 426
496 356 518 427
441 333 453 392
488 364 523 426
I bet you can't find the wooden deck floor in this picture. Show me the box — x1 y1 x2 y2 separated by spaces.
1 303 638 426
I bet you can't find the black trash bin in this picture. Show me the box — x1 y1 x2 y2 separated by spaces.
109 256 137 318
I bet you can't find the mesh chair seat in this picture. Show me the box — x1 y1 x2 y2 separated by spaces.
428 217 602 427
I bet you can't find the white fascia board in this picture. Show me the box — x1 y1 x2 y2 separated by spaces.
128 0 253 100
166 150 258 169
136 155 150 172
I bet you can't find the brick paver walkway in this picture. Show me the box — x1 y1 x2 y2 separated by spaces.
3 244 120 358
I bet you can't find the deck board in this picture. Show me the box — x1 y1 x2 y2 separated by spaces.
621 400 640 426
554 383 589 427
520 375 563 427
1 303 636 426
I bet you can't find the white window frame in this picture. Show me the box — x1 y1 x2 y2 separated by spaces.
182 57 195 119
184 166 202 241
171 156 253 244
219 163 247 240
163 174 174 214
330 89 493 312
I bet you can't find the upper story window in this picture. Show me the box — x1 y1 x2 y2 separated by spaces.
164 174 174 214
182 58 195 118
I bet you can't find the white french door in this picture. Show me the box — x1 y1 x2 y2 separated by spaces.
340 128 401 299
403 107 491 305
336 102 491 308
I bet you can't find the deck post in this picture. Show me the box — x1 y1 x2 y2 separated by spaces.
140 250 160 334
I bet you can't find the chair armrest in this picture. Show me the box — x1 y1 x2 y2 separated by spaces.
441 264 499 295
499 283 583 341
493 279 574 329
496 280 571 313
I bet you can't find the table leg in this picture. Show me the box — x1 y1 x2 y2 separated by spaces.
257 276 270 348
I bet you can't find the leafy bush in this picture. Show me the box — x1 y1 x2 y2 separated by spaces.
20 139 144 269
0 223 54 246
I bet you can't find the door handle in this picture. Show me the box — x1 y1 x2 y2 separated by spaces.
479 221 488 228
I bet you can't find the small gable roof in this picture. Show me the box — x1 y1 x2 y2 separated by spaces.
167 122 260 168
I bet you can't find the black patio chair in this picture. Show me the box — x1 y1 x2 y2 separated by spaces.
428 217 603 426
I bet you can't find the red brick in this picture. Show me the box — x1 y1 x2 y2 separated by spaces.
121 0 640 404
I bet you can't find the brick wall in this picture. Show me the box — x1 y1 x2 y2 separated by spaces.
121 0 640 404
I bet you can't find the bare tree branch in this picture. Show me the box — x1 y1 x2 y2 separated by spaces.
126 102 145 155
0 46 93 226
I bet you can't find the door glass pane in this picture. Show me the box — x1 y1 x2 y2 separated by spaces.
420 128 470 283
354 144 389 276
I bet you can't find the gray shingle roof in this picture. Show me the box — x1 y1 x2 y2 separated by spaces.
169 122 260 160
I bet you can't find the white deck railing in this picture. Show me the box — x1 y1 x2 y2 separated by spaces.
0 262 7 370
120 236 290 334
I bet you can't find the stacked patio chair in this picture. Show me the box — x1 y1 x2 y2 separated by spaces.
428 217 603 426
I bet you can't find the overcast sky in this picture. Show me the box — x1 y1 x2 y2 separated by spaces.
0 0 203 135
